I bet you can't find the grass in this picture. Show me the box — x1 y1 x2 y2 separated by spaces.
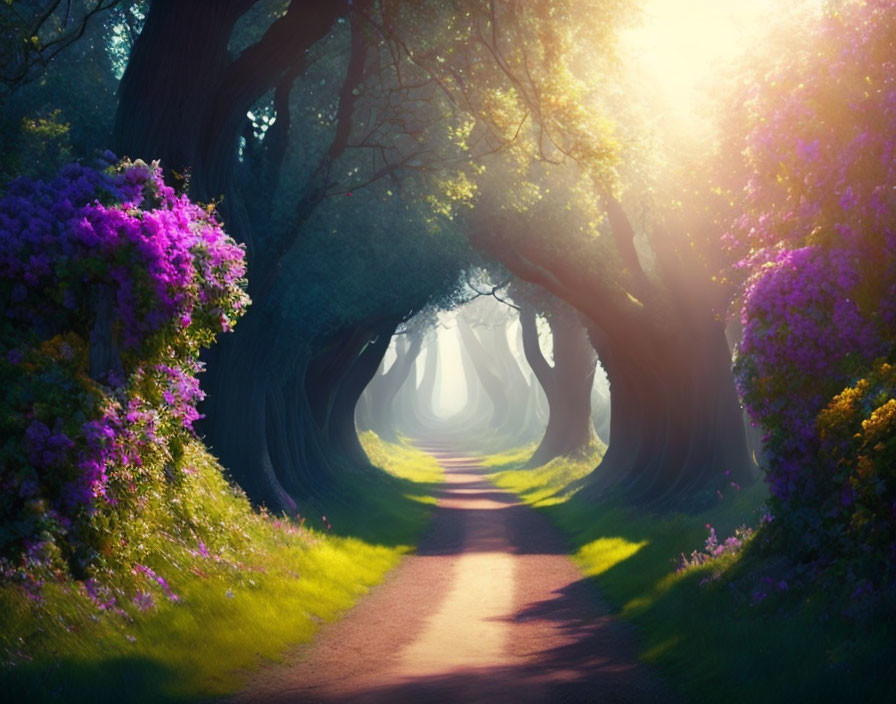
487 449 893 703
483 442 603 506
0 434 442 703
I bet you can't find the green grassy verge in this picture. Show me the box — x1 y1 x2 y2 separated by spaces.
0 434 441 703
487 449 892 703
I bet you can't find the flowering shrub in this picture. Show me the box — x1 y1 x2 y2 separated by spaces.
730 1 896 570
727 0 896 264
816 362 896 560
0 156 249 576
735 245 891 501
0 156 248 356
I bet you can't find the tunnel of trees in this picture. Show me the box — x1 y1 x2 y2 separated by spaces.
0 0 758 515
98 0 755 513
4 4 896 700
5 0 893 613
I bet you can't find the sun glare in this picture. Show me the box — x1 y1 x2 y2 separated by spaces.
618 0 818 129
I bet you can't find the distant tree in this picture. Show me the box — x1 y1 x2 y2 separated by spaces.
359 325 425 442
517 290 598 466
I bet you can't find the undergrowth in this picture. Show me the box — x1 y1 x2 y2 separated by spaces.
0 434 440 703
487 449 894 703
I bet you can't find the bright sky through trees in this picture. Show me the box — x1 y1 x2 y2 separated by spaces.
618 0 819 128
433 318 467 416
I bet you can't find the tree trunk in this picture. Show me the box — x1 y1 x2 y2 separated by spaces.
440 322 493 435
327 323 396 465
113 0 350 510
520 301 597 467
364 331 424 441
88 283 123 383
591 383 611 445
474 204 755 504
484 322 533 441
394 334 440 437
200 310 298 514
583 306 753 505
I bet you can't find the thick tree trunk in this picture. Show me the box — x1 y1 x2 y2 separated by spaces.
200 310 298 513
113 2 239 182
583 307 753 505
113 0 353 511
474 207 755 504
520 301 598 467
327 324 395 465
114 0 344 218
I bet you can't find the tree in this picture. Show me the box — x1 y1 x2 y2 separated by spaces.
109 0 756 510
381 0 756 502
0 0 122 98
358 326 425 442
466 164 755 504
112 1 473 511
518 293 598 466
454 298 535 440
393 332 442 438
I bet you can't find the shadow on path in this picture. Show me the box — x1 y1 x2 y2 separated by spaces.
228 445 677 703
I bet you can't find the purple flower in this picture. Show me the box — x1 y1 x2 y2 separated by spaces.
132 590 155 612
839 186 859 211
133 563 180 602
1 156 249 571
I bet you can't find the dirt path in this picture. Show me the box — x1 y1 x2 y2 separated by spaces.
229 446 674 703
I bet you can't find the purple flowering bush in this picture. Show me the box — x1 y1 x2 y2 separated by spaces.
0 157 249 577
730 1 896 569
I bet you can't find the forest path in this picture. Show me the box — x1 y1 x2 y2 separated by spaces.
228 444 673 703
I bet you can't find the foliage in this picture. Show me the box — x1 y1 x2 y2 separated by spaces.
0 0 121 96
380 0 626 172
0 437 438 703
0 157 249 575
0 4 121 185
677 522 760 574
10 108 73 180
366 0 632 282
816 362 896 563
491 448 892 703
730 0 896 571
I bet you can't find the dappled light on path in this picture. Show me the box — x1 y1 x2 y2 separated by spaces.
230 443 672 703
